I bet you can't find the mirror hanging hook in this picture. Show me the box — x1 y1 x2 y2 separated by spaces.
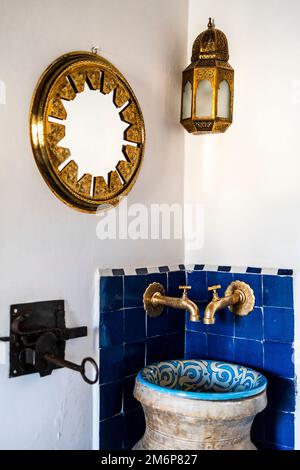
91 46 100 55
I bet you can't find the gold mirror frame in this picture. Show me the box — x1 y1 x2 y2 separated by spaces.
30 51 145 213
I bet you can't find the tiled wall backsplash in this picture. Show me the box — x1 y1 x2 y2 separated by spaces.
99 270 186 450
185 267 295 451
99 265 296 451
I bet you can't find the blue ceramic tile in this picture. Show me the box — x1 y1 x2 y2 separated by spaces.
194 264 204 271
246 267 261 274
251 411 265 443
206 307 234 337
100 345 124 384
124 308 146 343
185 331 207 359
206 271 234 297
186 271 207 301
158 266 169 273
233 273 262 307
265 411 294 448
263 275 293 308
262 442 294 450
123 375 141 412
218 266 231 272
112 269 125 276
146 335 168 364
100 276 123 312
277 269 293 276
165 332 185 360
264 341 294 379
147 309 168 337
136 268 148 275
124 275 147 308
207 334 234 362
124 341 145 376
100 381 123 420
167 307 185 333
235 307 263 340
182 269 295 453
100 414 123 450
267 376 296 412
168 270 186 297
123 408 145 450
234 338 263 369
185 303 207 333
146 272 167 290
100 310 124 348
264 307 294 343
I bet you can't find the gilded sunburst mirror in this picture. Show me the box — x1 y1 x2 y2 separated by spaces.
30 51 145 213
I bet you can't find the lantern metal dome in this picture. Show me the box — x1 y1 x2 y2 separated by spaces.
191 18 229 62
181 18 234 134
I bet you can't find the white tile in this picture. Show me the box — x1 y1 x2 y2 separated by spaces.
261 268 277 275
204 264 219 272
230 266 247 274
124 267 137 275
98 268 113 277
185 264 195 272
147 266 160 274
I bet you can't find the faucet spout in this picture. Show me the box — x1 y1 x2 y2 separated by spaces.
179 297 200 322
143 283 200 322
203 294 241 324
152 293 200 323
203 282 253 324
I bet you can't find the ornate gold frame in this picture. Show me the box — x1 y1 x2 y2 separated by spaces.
30 51 145 213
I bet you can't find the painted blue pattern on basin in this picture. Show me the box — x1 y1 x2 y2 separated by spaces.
137 360 267 401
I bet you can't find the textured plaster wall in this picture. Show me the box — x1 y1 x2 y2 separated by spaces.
185 0 300 449
0 0 188 449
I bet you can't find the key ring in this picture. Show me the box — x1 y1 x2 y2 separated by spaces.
81 357 99 385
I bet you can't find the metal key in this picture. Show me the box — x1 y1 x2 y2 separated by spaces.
44 353 99 385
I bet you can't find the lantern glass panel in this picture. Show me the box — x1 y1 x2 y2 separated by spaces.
217 80 230 119
196 79 213 117
182 81 192 119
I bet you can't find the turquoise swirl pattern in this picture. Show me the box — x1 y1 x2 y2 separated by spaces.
137 360 267 401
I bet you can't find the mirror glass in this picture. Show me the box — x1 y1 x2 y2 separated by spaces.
30 52 145 212
54 85 128 182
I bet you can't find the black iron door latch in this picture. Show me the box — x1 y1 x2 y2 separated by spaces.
0 300 98 385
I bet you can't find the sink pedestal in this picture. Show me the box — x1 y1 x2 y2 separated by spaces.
134 383 266 450
133 360 267 451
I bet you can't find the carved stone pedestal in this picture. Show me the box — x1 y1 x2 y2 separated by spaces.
133 383 267 450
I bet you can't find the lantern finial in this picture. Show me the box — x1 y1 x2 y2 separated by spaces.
208 18 215 28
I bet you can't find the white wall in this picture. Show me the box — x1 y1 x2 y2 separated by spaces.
1 0 298 451
185 0 300 449
0 0 187 449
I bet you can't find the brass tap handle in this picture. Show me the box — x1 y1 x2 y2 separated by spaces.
208 285 221 291
208 285 221 299
179 286 192 297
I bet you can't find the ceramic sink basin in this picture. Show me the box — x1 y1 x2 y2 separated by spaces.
137 359 267 400
133 359 267 450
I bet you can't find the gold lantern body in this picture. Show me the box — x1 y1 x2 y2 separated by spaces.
181 19 234 134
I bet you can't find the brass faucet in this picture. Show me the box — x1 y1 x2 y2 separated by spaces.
203 281 255 325
143 283 200 322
